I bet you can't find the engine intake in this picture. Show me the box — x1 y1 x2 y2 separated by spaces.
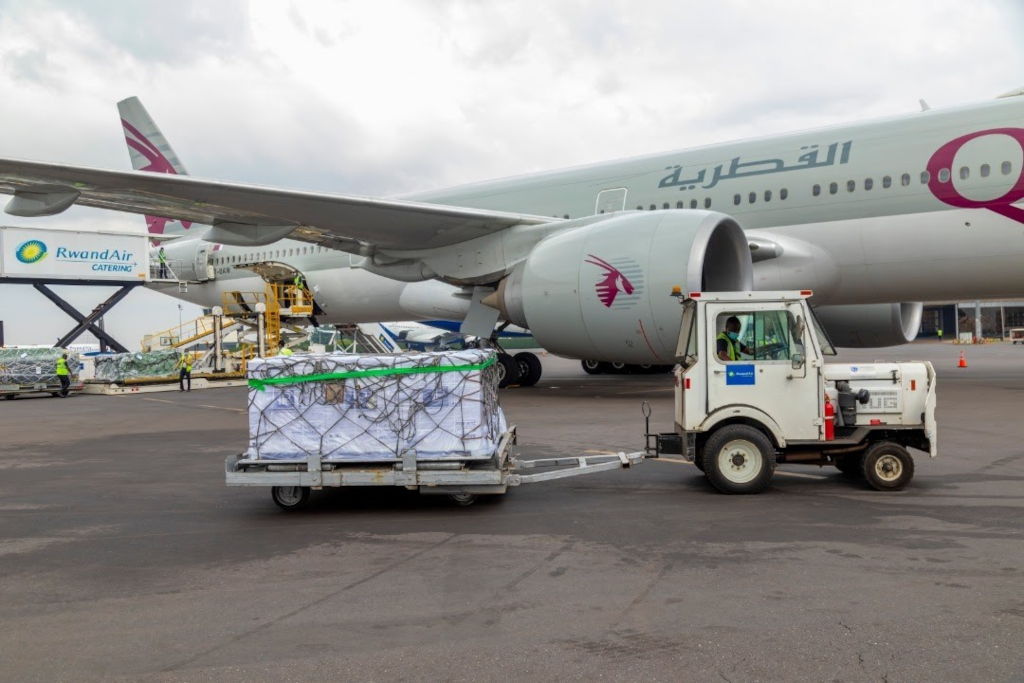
491 211 751 363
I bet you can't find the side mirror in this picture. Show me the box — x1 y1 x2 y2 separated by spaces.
791 353 805 370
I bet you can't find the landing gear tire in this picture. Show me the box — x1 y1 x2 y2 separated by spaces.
629 364 654 374
271 486 311 511
513 352 543 387
496 353 521 388
835 454 864 477
702 424 776 494
609 361 628 374
448 493 477 507
581 360 609 375
862 442 914 491
3 394 15 400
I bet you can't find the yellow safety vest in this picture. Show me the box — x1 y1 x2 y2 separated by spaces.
278 348 294 357
180 357 192 372
55 358 69 376
717 332 740 361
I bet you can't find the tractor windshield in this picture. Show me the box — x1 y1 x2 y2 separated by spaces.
676 299 699 369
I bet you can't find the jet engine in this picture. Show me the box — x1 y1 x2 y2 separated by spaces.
488 211 752 363
813 302 923 347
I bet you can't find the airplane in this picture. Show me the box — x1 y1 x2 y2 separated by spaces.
3 89 1024 384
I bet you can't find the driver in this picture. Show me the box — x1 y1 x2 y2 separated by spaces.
717 316 752 361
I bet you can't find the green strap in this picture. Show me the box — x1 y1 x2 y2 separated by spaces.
248 356 497 391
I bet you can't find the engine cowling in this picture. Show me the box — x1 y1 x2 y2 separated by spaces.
813 302 923 347
491 211 752 363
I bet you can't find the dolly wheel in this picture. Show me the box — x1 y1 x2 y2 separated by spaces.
449 493 477 507
862 442 914 491
271 486 311 511
702 424 776 494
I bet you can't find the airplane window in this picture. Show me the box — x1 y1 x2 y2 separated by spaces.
938 168 950 182
676 201 684 209
636 205 643 210
563 214 570 219
960 166 969 180
690 199 698 209
920 171 930 184
882 175 892 188
864 178 873 190
663 202 670 210
649 204 656 210
829 182 838 195
780 188 788 200
704 197 712 208
846 180 855 192
748 192 756 203
764 190 772 202
812 184 821 196
900 173 910 186
598 209 605 214
981 164 990 177
733 194 741 205
1002 161 1012 175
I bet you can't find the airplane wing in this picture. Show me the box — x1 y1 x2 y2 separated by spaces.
0 158 555 252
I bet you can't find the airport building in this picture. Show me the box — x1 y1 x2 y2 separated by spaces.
920 301 1024 339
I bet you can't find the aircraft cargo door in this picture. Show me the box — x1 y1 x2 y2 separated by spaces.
594 187 627 215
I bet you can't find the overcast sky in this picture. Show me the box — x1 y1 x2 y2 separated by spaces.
1 0 1022 347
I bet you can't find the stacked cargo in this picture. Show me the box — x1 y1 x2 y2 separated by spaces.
93 349 182 383
244 350 506 462
0 348 80 393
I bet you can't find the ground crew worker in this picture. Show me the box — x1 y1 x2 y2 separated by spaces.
293 272 305 307
158 247 168 279
937 328 943 342
178 354 192 392
278 347 294 357
55 352 71 397
716 316 753 361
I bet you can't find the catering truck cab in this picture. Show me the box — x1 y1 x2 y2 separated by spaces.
652 291 936 494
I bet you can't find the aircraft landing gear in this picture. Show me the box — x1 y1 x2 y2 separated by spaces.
496 353 520 388
580 360 675 375
513 351 543 387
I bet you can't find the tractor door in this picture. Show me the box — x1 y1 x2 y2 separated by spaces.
704 301 823 440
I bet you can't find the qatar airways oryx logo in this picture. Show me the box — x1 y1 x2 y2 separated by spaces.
927 127 1024 224
121 118 193 236
584 254 643 308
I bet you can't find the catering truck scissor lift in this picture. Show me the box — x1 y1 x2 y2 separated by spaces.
648 291 937 494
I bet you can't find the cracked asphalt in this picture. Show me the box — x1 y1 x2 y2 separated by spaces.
0 342 1021 681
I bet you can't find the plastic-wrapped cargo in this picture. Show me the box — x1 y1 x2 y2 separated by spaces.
93 349 182 382
0 348 80 386
244 350 506 462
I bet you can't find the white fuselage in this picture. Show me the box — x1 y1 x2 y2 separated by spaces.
158 96 1024 318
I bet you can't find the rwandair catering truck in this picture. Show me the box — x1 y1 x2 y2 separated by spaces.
0 227 149 282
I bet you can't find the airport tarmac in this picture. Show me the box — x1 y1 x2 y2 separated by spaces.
0 342 1022 681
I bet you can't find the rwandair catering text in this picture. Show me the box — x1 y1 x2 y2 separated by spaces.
0 227 148 281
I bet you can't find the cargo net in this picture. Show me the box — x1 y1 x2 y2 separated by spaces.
94 349 182 383
0 348 80 386
244 349 507 462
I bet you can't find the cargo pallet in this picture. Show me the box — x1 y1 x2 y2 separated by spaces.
225 429 646 510
1 381 83 400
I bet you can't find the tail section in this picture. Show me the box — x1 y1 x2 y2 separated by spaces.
117 96 192 236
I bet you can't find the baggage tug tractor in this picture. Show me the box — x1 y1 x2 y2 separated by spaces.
651 291 937 494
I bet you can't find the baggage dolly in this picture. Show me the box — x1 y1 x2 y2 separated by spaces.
225 428 646 510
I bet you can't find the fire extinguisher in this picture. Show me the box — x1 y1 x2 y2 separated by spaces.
823 393 835 441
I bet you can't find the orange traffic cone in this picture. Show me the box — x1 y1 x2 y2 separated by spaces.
957 351 968 368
